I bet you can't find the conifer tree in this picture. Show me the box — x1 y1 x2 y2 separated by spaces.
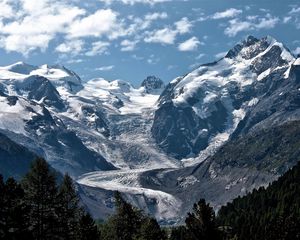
57 174 81 240
78 212 101 240
3 177 31 240
169 226 190 240
0 175 5 239
114 191 144 240
102 192 144 240
136 217 166 240
185 199 221 240
22 158 59 240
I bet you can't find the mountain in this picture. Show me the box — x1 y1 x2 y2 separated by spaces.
0 36 300 224
141 76 165 94
0 132 37 179
217 157 300 240
152 36 296 161
77 36 300 223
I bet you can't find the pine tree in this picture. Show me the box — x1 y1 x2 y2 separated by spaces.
57 174 81 240
22 158 59 240
0 175 6 239
185 199 221 240
2 177 31 240
101 192 144 240
114 191 144 240
0 175 31 240
169 226 190 240
135 217 166 240
78 212 101 240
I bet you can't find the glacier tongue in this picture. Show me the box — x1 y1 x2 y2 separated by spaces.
78 169 182 223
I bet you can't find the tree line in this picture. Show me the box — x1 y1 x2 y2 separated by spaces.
1 157 300 239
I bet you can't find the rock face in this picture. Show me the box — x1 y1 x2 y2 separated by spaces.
151 36 296 160
141 76 165 94
0 132 37 180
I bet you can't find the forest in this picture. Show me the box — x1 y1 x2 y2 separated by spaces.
1 158 300 240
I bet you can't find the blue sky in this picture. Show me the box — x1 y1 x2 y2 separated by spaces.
0 0 299 86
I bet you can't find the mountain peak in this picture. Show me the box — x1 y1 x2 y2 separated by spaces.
225 35 294 63
141 76 165 94
2 61 38 75
294 58 300 66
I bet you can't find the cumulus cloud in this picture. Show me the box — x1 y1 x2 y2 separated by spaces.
175 17 193 34
287 6 300 29
86 41 110 56
99 0 170 5
224 19 252 37
55 40 84 55
96 65 114 71
67 9 124 39
144 28 177 44
0 1 14 19
212 8 243 19
127 12 168 33
144 17 192 45
289 7 300 14
178 37 201 51
224 14 279 37
215 51 227 59
0 0 85 55
293 47 300 56
120 39 138 51
196 53 205 60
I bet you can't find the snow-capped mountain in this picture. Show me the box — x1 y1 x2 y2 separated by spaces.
141 75 165 94
0 36 300 224
152 36 295 163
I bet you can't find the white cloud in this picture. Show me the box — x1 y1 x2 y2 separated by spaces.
147 54 160 64
128 12 168 33
215 51 227 59
145 12 168 21
86 41 110 56
255 15 279 29
289 7 300 14
178 37 201 51
67 59 83 64
212 8 243 19
224 19 252 37
55 40 84 55
144 28 177 44
293 47 300 56
224 15 279 37
196 53 205 60
96 65 114 71
99 0 170 5
175 17 192 34
144 17 192 45
68 9 124 39
283 16 292 23
0 1 14 19
0 0 85 55
120 39 138 51
0 34 52 55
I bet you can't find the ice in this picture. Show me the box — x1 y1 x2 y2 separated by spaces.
294 58 300 66
248 98 259 106
77 169 182 221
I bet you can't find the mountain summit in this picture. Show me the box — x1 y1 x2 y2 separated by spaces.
141 75 165 94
